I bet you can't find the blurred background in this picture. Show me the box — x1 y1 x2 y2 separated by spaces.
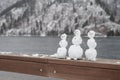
0 0 120 80
0 0 120 36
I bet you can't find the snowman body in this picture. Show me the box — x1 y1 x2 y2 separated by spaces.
59 39 68 48
87 38 97 48
85 49 97 61
85 31 97 61
50 34 68 58
57 47 67 58
68 30 83 60
68 45 83 59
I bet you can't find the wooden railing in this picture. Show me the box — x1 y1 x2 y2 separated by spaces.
0 55 120 80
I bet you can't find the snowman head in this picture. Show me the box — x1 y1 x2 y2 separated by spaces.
72 36 82 45
74 29 81 36
61 33 67 40
88 30 95 38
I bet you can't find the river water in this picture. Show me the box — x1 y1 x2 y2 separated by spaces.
0 36 120 59
0 36 120 80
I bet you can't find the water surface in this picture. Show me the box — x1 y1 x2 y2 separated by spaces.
0 36 120 59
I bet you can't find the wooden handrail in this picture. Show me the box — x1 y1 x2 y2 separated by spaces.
0 54 120 80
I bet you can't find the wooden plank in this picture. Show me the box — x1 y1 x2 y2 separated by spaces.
0 55 120 80
0 55 48 63
48 64 120 80
47 58 120 70
0 59 48 77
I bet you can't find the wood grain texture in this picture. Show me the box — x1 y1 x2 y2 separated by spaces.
0 55 48 63
48 64 120 80
47 58 120 70
0 55 120 80
0 59 48 77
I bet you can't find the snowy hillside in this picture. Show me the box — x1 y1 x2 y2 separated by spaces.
0 0 120 36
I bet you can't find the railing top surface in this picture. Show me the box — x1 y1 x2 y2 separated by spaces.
0 54 120 70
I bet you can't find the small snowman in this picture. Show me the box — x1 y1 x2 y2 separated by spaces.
85 30 97 61
50 33 68 58
68 29 83 60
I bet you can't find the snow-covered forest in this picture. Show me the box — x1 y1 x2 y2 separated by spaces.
0 0 120 36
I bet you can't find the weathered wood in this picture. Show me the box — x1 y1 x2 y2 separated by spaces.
0 55 120 80
0 59 48 77
0 55 48 63
47 58 120 70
